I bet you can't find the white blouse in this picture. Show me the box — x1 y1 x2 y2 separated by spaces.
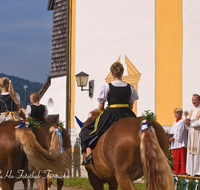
169 119 188 149
26 104 48 118
96 81 139 103
1 92 20 104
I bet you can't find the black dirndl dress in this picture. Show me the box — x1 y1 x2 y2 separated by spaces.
30 104 48 125
81 83 136 153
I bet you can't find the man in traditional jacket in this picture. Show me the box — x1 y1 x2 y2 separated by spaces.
185 94 200 176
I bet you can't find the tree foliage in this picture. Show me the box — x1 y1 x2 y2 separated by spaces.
0 73 43 108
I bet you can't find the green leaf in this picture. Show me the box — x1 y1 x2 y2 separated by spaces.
26 117 40 130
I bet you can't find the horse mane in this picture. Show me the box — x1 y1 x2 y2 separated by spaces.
139 121 174 190
83 109 101 128
15 126 71 174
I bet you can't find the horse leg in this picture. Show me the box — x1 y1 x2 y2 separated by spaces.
47 176 52 190
1 179 14 190
30 178 35 190
57 178 64 190
115 175 137 190
108 182 118 190
22 179 28 190
34 178 47 190
87 169 104 190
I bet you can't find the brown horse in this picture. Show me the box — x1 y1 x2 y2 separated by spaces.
80 109 174 190
0 119 71 190
39 124 72 190
17 108 72 190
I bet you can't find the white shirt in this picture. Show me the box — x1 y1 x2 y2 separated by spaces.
169 119 188 149
190 105 200 129
96 81 139 103
1 92 20 104
26 103 48 118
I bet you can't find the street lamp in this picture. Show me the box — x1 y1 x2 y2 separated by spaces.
23 85 28 108
75 71 94 98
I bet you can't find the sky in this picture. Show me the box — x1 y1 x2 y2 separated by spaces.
0 1 53 83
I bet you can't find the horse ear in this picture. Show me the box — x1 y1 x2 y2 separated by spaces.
75 116 84 128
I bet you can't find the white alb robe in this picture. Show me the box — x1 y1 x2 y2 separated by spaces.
169 119 187 150
186 105 200 176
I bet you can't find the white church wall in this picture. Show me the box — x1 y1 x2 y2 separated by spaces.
74 0 156 129
182 0 200 113
40 76 67 127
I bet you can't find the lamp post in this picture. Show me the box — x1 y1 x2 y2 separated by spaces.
23 85 28 108
75 71 94 97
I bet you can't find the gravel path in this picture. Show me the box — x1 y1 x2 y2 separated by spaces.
14 181 79 190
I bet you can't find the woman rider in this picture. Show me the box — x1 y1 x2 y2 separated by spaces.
0 77 22 123
81 62 139 165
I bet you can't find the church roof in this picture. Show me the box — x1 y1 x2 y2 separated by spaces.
47 0 55 10
38 76 51 98
47 0 68 77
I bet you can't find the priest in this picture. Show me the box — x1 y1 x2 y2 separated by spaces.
185 94 200 176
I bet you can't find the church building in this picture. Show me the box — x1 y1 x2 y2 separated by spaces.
39 0 200 177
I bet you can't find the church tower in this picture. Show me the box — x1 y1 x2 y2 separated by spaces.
47 0 68 77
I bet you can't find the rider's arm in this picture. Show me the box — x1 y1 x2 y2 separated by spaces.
16 104 20 112
96 83 109 112
15 92 21 112
98 102 105 111
129 103 133 110
129 84 139 103
25 105 31 120
44 105 48 122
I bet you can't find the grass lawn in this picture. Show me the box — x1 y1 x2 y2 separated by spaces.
52 177 146 190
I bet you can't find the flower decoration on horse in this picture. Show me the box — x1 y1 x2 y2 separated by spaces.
140 110 157 132
15 117 41 130
55 121 64 129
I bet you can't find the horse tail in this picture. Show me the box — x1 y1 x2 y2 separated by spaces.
49 129 62 154
139 123 174 190
49 126 72 168
15 126 71 174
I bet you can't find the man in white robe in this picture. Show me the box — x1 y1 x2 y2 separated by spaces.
185 94 200 176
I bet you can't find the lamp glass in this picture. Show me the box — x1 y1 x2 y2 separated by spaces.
76 75 81 86
80 75 89 87
76 75 89 87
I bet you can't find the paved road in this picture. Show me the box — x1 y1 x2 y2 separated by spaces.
14 181 79 190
